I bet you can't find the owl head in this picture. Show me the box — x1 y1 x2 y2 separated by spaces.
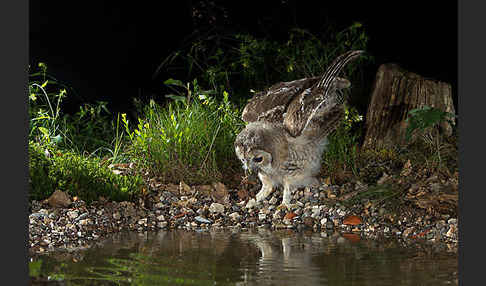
234 122 288 175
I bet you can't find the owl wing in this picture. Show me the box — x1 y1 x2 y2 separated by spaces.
241 77 320 124
283 50 364 139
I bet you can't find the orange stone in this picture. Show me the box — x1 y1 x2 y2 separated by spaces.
342 233 361 243
284 212 297 220
343 215 363 226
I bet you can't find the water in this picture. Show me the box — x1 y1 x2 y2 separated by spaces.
30 229 458 285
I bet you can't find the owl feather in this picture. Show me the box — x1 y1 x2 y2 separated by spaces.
235 50 365 208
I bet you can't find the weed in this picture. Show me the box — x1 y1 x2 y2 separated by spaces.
29 142 143 203
124 79 244 185
405 105 457 169
322 105 364 178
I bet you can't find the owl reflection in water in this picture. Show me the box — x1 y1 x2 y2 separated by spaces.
234 50 364 208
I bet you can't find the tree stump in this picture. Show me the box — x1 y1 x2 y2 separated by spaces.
363 63 455 148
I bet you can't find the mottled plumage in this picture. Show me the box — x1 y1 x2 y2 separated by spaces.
235 50 364 207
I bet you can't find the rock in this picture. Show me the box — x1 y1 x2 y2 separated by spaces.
47 190 71 208
156 215 165 221
258 213 266 221
400 160 413 177
195 216 212 224
211 182 230 204
273 210 284 220
229 212 241 221
446 224 456 238
284 212 297 221
246 199 257 209
67 210 79 220
343 215 363 226
303 217 314 227
179 181 193 195
157 221 168 228
113 212 121 220
325 220 334 230
209 203 225 214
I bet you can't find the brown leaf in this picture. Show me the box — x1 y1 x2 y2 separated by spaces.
343 215 363 226
237 188 249 201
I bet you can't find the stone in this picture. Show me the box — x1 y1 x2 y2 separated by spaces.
246 199 257 209
156 215 165 221
448 218 457 224
325 221 334 230
47 190 71 208
195 216 212 224
157 221 168 228
67 210 79 220
113 212 121 220
229 212 241 221
179 181 193 195
211 182 230 204
209 203 225 214
258 213 266 221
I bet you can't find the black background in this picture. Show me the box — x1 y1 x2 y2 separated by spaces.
29 1 457 113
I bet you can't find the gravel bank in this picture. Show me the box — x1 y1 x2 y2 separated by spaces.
29 173 458 255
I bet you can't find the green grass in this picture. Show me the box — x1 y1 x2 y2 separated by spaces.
29 142 143 203
124 87 244 185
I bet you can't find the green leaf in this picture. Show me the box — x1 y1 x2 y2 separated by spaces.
165 94 187 103
38 127 49 137
164 78 185 88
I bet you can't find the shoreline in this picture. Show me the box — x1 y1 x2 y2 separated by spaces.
29 172 458 256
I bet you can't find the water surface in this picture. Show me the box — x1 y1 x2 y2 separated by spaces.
30 229 458 285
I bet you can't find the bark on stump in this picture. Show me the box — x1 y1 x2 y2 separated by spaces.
363 63 455 148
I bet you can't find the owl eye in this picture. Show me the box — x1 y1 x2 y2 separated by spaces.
253 156 263 163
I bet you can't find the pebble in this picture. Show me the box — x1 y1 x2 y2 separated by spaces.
28 177 458 256
209 203 225 214
67 210 79 220
195 216 212 224
229 212 241 221
246 199 257 209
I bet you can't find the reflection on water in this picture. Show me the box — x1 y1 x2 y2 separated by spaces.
30 229 457 285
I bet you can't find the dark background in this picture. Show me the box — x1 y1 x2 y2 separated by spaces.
29 0 457 113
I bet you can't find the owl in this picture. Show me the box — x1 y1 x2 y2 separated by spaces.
234 50 364 208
